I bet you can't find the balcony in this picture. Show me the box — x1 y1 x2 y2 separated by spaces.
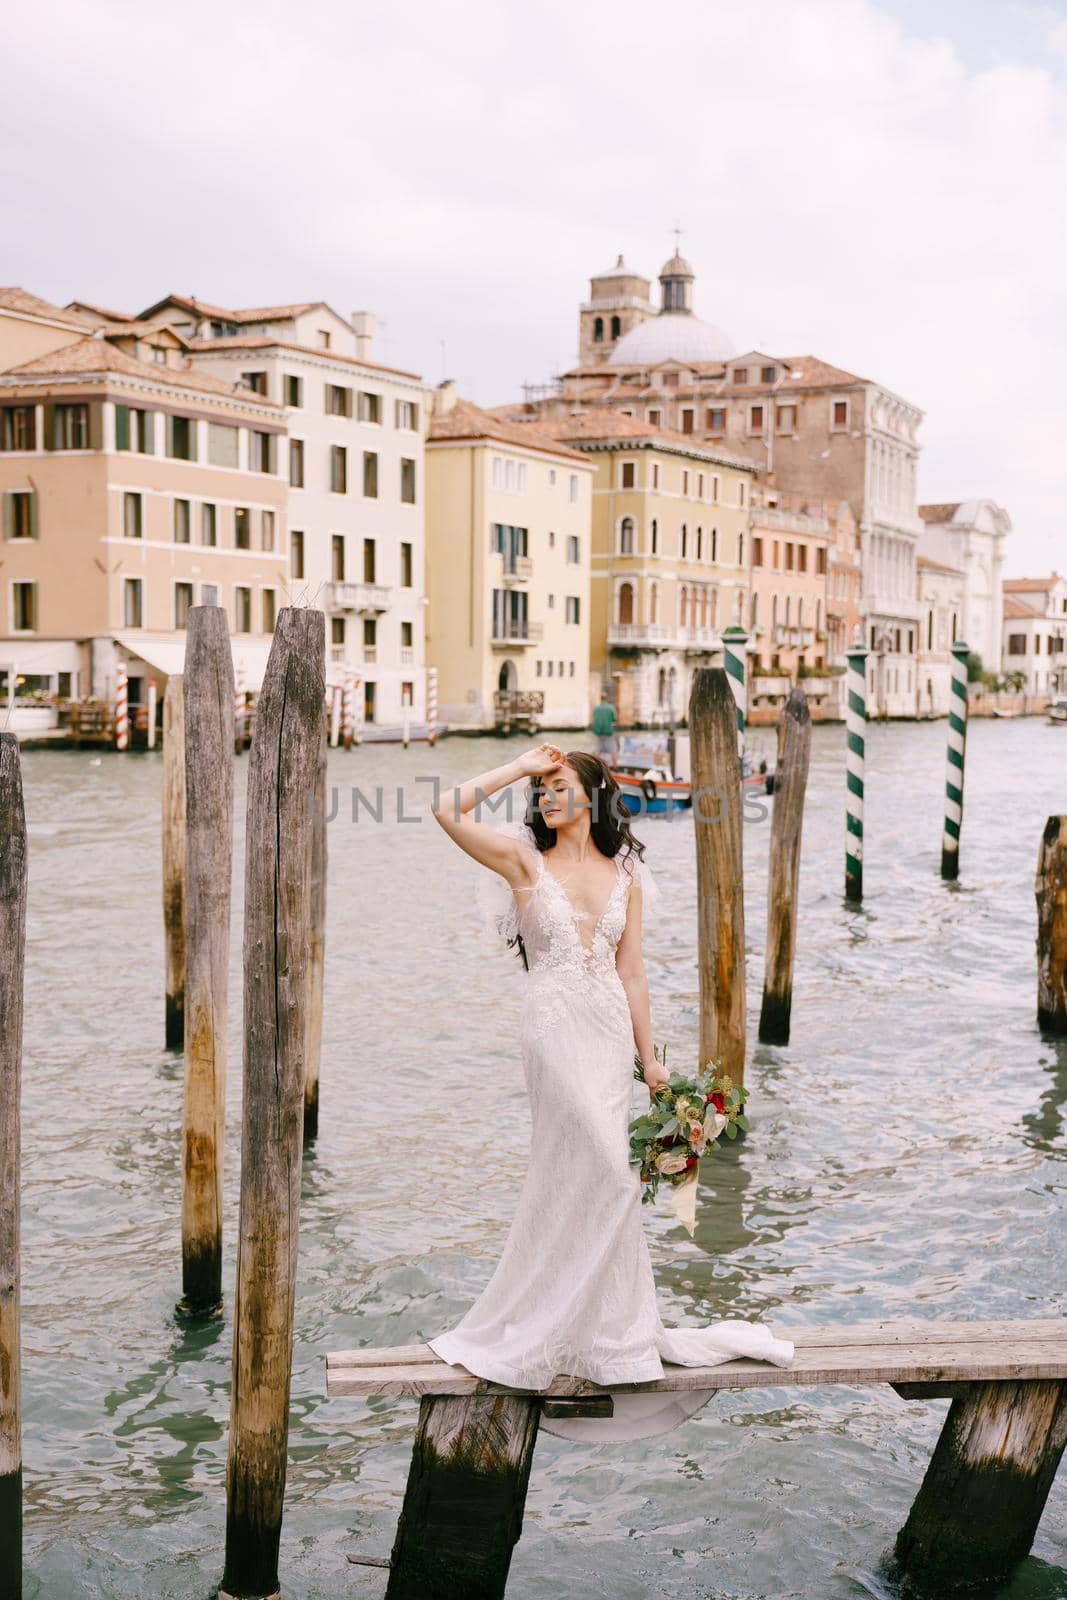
607 622 675 649
329 643 347 665
490 620 544 649
329 581 391 613
501 555 533 585
773 625 814 647
679 626 720 651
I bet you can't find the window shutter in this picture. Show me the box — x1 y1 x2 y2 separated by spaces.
42 403 56 450
115 405 130 451
2 493 11 541
143 411 155 453
164 414 174 456
88 401 104 451
28 491 38 539
187 419 198 462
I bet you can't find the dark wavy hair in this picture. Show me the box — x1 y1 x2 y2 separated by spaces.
508 751 645 968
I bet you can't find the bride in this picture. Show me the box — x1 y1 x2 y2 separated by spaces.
427 741 794 1441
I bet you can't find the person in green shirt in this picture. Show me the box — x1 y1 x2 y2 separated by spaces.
591 692 617 758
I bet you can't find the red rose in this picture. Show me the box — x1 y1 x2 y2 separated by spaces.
685 1156 697 1169
707 1092 726 1112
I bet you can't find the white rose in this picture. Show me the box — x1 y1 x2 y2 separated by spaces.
656 1150 690 1175
703 1108 727 1143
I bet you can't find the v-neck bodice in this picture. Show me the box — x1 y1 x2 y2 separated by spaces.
514 848 633 982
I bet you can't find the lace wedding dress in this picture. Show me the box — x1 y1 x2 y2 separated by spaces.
427 820 794 1441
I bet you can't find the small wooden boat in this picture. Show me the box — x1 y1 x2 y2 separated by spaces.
610 751 773 816
1048 700 1067 725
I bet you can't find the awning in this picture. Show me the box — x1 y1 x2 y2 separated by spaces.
231 638 274 691
115 633 277 691
0 639 83 676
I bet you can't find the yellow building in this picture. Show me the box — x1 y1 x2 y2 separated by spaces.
425 385 594 730
497 408 756 726
0 287 287 710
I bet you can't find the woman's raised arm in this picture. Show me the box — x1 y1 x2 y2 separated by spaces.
431 743 563 883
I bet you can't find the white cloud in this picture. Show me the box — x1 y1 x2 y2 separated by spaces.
1 0 1065 570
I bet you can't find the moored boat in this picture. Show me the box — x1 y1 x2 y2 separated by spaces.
1048 700 1067 725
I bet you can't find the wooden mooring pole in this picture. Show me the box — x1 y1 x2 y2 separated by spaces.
385 1393 541 1600
893 1378 1067 1592
759 686 811 1044
162 676 186 1050
221 608 325 1600
1036 815 1067 1034
690 667 746 1084
0 734 26 1600
304 715 327 1141
180 609 234 1316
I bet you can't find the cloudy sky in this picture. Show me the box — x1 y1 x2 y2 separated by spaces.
3 0 1065 573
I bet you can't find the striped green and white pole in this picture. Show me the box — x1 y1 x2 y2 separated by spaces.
721 625 749 757
845 641 868 903
941 639 969 881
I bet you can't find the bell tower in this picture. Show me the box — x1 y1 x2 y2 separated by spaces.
578 254 654 365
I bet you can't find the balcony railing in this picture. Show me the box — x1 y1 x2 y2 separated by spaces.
679 626 720 650
328 581 392 613
607 622 675 648
490 619 544 647
501 555 533 583
773 625 814 647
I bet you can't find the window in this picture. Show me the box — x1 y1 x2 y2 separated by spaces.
291 530 305 580
401 620 413 648
363 616 377 657
234 507 251 549
711 527 718 561
648 409 661 427
318 329 331 349
593 316 604 343
363 538 376 582
548 469 557 487
11 581 37 631
661 371 679 387
650 518 658 555
284 374 303 407
262 589 277 633
621 460 636 489
123 492 143 538
395 399 419 429
249 431 274 472
115 404 153 453
201 582 219 606
50 403 89 449
680 525 689 560
207 423 238 467
242 371 268 395
761 365 776 382
832 399 849 430
610 315 621 339
682 470 690 496
797 543 807 574
706 407 725 432
123 577 143 628
491 456 503 489
234 586 251 633
174 582 193 628
776 404 797 433
749 404 764 433
174 499 191 544
565 596 580 624
697 473 704 498
651 463 660 489
357 391 381 424
1 406 36 451
331 534 345 582
816 545 827 575
363 451 378 498
3 492 36 539
201 503 217 546
400 541 413 587
738 480 747 507
330 445 348 493
737 532 744 564
566 534 580 564
681 408 694 434
732 367 749 384
326 384 352 417
619 517 635 555
331 616 346 647
166 415 196 460
289 439 304 487
400 457 417 503
569 474 579 503
261 510 275 551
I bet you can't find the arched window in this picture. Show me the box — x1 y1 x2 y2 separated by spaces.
650 517 658 555
679 584 688 626
711 527 718 563
737 531 744 565
696 525 703 561
649 581 659 623
593 316 604 343
618 581 634 626
784 594 792 626
619 516 635 555
816 598 822 633
680 524 688 560
711 587 719 627
699 587 709 628
657 666 667 706
610 315 621 340
797 597 804 629
689 587 698 627
772 593 779 628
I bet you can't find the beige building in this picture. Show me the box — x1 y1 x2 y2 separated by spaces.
915 555 966 716
425 387 594 731
918 500 1009 682
0 288 287 709
1002 575 1067 698
496 409 755 726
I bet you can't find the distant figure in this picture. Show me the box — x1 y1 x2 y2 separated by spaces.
592 691 617 760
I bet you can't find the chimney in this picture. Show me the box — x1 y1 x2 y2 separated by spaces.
434 378 458 415
352 310 376 362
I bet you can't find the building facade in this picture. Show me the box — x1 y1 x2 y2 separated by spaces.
425 387 594 730
918 500 1009 681
1001 575 1067 698
0 289 287 706
915 555 966 716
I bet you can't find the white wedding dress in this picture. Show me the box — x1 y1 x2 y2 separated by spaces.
427 820 794 1441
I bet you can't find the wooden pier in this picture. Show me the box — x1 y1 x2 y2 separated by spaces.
327 1319 1067 1600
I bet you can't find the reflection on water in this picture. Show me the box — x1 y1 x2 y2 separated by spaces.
13 715 1067 1598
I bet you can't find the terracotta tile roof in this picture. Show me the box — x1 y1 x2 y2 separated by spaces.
560 351 865 391
918 502 961 523
0 287 98 329
500 405 756 470
0 336 282 406
189 333 421 381
1004 596 1045 619
916 554 964 575
428 396 587 462
1003 575 1061 591
66 300 137 323
139 293 333 325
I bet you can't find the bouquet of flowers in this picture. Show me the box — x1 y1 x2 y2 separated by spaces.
629 1047 749 1235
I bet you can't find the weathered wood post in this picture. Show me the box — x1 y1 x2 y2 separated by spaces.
759 686 811 1044
893 1379 1067 1591
845 640 868 903
690 667 746 1084
1036 815 1067 1033
162 676 186 1050
304 716 327 1141
0 735 26 1600
221 608 325 1600
385 1393 541 1600
941 639 970 880
180 609 234 1315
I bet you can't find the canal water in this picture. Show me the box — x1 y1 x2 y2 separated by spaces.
14 715 1067 1599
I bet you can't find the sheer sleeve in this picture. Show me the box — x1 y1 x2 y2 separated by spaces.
474 818 540 948
620 845 659 921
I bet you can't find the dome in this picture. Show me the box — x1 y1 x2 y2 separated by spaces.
609 313 736 366
660 251 695 279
